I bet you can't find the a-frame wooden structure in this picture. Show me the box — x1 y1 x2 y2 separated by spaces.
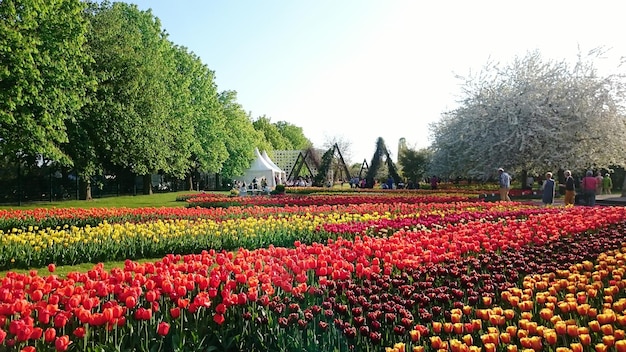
287 144 352 183
287 150 316 182
358 159 369 179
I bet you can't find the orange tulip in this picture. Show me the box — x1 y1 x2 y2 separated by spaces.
504 309 515 320
484 342 496 352
589 320 601 333
443 322 453 333
570 342 583 352
615 329 626 340
617 315 626 327
602 335 615 347
600 324 614 336
550 315 563 325
500 332 511 344
595 342 609 352
566 324 580 338
412 347 424 352
451 313 462 324
558 302 570 313
462 334 473 346
506 345 518 352
453 323 464 335
536 294 547 305
506 325 517 336
576 304 590 316
520 312 533 320
579 333 592 346
410 329 421 342
555 321 567 335
517 329 529 339
520 337 532 349
430 336 442 349
471 319 482 332
449 339 462 352
540 308 554 321
615 339 626 352
543 330 557 345
432 322 442 334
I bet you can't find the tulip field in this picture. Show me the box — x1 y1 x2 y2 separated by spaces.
0 191 626 351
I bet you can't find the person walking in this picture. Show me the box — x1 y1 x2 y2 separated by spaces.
603 173 613 195
580 170 597 206
595 171 603 195
498 168 511 201
561 170 576 206
541 172 556 206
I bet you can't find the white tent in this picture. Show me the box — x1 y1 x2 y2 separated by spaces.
261 150 286 184
236 148 282 189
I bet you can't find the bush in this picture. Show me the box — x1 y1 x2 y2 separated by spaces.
271 184 286 195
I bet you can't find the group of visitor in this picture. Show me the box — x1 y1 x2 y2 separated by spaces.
497 167 614 207
235 176 271 196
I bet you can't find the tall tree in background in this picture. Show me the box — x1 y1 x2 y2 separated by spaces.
275 121 312 150
253 116 292 150
398 147 432 185
169 45 228 191
218 91 266 180
0 0 90 163
429 49 626 180
73 1 181 197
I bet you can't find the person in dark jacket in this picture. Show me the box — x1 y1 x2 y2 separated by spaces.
541 172 555 206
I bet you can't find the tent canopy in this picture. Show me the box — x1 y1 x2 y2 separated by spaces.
236 148 285 189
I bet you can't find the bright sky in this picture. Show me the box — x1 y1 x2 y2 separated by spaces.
130 0 625 164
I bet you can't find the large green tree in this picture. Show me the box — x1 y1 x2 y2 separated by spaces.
0 0 91 163
398 147 432 185
218 91 266 180
275 121 312 150
72 1 182 197
253 116 292 150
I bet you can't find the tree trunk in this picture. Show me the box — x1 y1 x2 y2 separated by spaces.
520 170 528 189
143 174 153 195
188 174 194 191
622 176 626 197
85 181 92 201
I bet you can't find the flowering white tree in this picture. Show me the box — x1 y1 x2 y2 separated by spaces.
429 49 626 187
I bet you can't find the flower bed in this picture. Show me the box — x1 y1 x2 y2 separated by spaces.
0 202 555 269
0 194 625 351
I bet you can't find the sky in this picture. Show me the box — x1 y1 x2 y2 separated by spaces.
129 0 625 164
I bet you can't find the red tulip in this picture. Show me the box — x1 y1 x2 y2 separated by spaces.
48 264 56 273
55 335 71 351
73 327 86 339
44 327 56 343
213 313 225 325
157 322 170 336
170 307 181 319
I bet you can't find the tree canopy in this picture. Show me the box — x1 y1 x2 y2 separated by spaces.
429 49 626 180
0 0 91 164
